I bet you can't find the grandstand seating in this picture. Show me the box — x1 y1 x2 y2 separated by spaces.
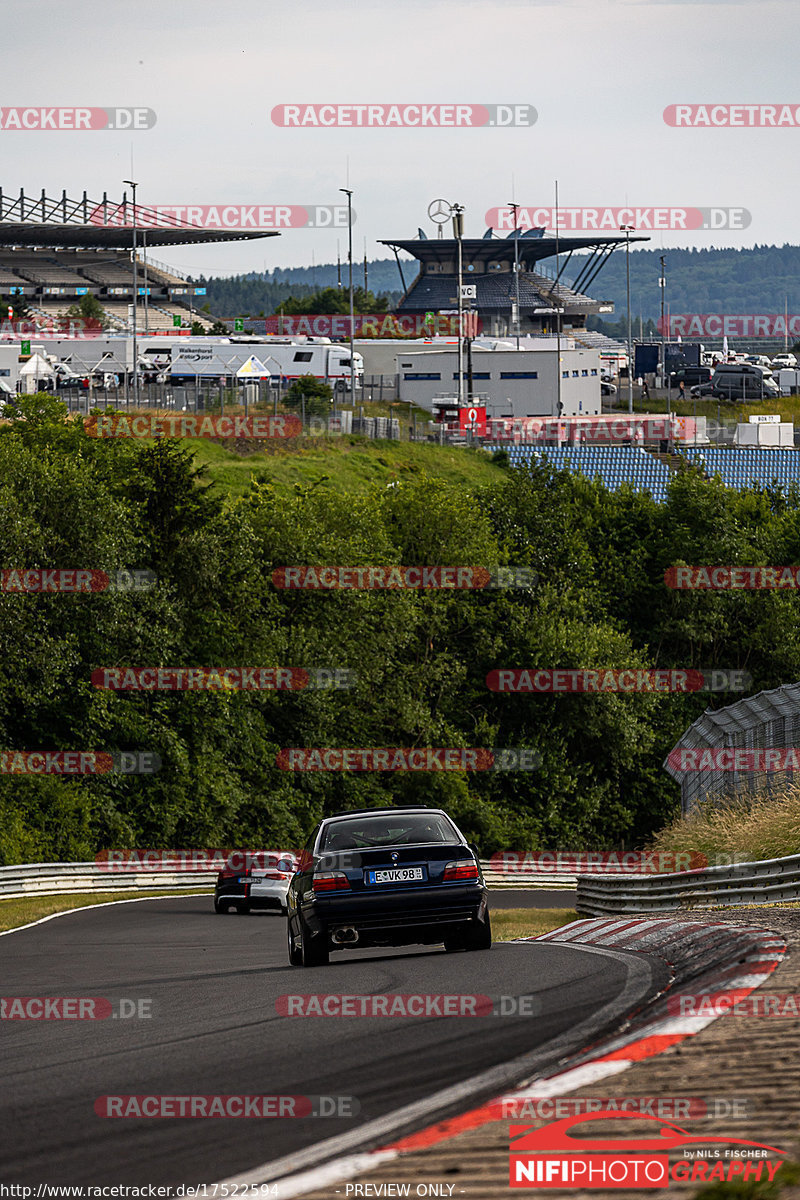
570 328 628 355
0 251 87 284
486 444 673 502
527 270 598 310
0 246 206 330
133 303 214 332
681 447 800 491
485 443 800 504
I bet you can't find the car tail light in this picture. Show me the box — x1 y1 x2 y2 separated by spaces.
312 871 351 893
218 870 239 880
262 870 290 880
443 859 479 882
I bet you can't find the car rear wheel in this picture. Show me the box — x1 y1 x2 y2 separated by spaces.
300 916 330 967
466 912 492 950
445 913 492 952
287 919 302 966
213 897 231 914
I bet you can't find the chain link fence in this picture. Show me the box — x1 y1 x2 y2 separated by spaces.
664 683 800 813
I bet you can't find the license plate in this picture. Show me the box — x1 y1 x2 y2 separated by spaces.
366 867 426 885
241 875 263 883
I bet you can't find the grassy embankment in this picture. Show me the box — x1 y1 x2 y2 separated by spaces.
649 785 800 865
190 433 505 498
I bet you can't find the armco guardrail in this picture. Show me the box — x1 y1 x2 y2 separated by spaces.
576 852 800 915
0 861 216 899
0 860 575 900
480 864 577 889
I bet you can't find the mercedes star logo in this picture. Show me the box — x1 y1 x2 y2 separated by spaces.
428 198 452 224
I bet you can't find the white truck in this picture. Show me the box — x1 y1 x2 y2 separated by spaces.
164 339 363 388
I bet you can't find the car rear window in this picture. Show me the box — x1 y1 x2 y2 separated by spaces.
225 852 297 872
319 813 458 851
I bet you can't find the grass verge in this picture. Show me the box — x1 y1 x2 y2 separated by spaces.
0 890 210 933
492 908 578 941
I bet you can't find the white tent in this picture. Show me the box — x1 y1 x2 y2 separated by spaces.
19 353 54 392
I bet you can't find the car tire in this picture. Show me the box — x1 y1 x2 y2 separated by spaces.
300 916 330 967
464 912 492 951
213 897 230 914
287 918 303 966
235 902 251 915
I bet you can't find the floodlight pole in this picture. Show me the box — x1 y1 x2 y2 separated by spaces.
555 181 562 418
508 201 521 349
452 203 465 407
143 232 149 334
621 224 634 414
340 188 355 401
123 180 139 406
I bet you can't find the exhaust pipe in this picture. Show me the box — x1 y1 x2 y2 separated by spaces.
332 926 359 945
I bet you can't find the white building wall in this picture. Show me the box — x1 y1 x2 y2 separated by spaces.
396 347 602 417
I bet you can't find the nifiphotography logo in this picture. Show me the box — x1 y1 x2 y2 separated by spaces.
509 1112 786 1189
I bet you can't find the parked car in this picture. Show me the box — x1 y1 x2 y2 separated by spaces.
287 805 491 967
744 355 773 369
771 353 798 370
668 366 713 389
690 366 780 401
51 363 83 388
712 364 779 399
214 850 299 915
601 381 617 397
81 372 120 390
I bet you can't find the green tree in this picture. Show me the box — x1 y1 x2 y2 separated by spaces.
60 293 109 330
1 294 33 324
283 374 332 418
280 287 391 316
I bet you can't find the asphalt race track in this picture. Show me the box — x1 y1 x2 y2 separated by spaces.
1 896 666 1186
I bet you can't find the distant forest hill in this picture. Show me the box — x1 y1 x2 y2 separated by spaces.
198 244 800 324
198 258 406 317
569 243 800 323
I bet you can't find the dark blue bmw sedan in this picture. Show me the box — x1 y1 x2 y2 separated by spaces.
287 806 491 967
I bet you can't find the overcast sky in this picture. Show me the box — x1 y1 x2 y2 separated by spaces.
2 0 796 279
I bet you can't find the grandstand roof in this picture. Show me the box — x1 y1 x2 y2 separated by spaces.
380 234 647 268
0 188 279 250
0 223 276 250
